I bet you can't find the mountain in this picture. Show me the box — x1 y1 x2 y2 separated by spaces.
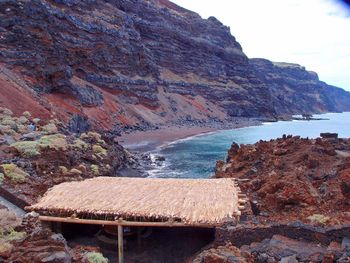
1 0 349 132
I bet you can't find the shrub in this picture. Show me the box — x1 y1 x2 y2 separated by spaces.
0 240 13 253
41 123 58 134
69 168 82 175
92 145 107 157
84 252 108 263
0 209 22 232
0 164 28 183
22 111 31 119
59 166 68 175
2 108 13 116
38 134 68 151
0 125 15 135
16 124 30 134
17 116 29 125
72 139 89 150
32 118 41 124
11 141 40 157
307 214 330 225
0 228 26 242
1 117 16 128
80 132 101 142
0 173 3 184
91 165 99 175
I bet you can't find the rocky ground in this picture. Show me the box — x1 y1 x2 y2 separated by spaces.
192 134 350 262
0 107 134 206
0 107 137 262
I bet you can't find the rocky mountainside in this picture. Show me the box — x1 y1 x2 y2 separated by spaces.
1 0 350 132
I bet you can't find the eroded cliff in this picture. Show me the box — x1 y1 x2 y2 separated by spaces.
0 0 349 132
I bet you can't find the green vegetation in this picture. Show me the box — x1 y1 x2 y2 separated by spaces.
0 209 25 254
307 214 330 225
11 141 40 157
11 134 68 157
69 168 82 175
41 123 58 134
72 138 89 150
1 117 16 127
85 252 109 263
91 165 100 175
0 173 4 184
17 116 28 125
22 111 31 119
92 145 107 157
80 131 102 141
0 228 26 242
0 164 28 183
59 166 68 175
38 134 68 151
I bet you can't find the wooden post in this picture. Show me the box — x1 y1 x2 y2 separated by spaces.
118 225 124 263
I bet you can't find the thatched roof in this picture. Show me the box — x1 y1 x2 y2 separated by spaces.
29 177 242 226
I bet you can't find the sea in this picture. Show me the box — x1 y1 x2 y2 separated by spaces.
147 112 350 179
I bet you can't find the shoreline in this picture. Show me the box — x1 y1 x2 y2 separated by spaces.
118 118 263 152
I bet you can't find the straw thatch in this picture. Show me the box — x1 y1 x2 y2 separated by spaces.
29 177 241 225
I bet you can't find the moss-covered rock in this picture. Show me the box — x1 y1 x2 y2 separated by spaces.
11 141 40 157
0 164 28 183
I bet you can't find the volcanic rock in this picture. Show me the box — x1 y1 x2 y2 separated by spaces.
215 135 350 224
0 0 350 131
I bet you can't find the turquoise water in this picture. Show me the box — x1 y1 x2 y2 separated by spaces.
149 112 350 179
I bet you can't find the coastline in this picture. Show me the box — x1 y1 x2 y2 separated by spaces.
118 118 263 152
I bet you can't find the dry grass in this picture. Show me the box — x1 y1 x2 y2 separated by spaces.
29 177 241 225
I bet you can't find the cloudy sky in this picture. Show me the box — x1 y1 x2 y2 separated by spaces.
172 0 350 90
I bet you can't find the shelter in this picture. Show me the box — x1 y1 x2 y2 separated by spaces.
28 177 245 262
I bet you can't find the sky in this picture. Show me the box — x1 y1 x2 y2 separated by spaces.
171 0 350 91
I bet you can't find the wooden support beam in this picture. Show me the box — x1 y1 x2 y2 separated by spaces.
118 225 124 263
38 215 220 228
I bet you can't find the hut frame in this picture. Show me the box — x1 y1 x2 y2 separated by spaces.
27 177 245 263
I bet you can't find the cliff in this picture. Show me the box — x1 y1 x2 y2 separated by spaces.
0 0 349 132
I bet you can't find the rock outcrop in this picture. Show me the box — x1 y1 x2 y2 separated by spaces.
215 135 350 225
0 0 349 132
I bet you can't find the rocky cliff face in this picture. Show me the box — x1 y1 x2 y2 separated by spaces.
0 0 349 131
